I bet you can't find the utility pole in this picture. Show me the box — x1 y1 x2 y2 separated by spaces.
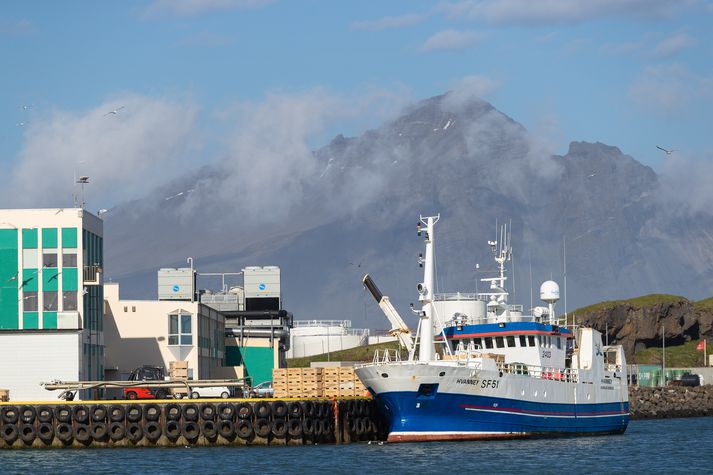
661 324 666 387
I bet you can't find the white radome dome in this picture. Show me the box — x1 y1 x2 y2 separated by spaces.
540 280 560 303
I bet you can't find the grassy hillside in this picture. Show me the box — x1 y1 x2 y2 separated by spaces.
695 297 713 312
633 339 708 367
287 341 402 368
572 294 688 315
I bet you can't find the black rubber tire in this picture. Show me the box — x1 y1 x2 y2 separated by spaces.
236 419 254 440
145 421 162 442
108 422 125 441
108 405 125 423
37 422 54 443
323 419 333 440
359 400 368 417
1 406 19 424
72 405 90 424
236 402 253 420
301 400 315 418
144 403 161 422
313 419 324 436
254 401 270 419
355 418 366 436
287 418 302 438
272 401 288 419
346 399 356 415
201 420 218 440
315 402 326 418
126 422 144 443
271 418 287 438
347 417 357 435
321 402 332 418
73 423 91 444
218 402 235 421
302 418 314 436
254 417 270 438
287 401 302 419
200 403 216 421
19 405 37 424
0 424 19 445
165 420 181 440
56 423 74 444
90 404 107 423
181 421 200 441
154 389 168 400
37 405 53 424
182 403 199 421
91 422 108 440
54 405 72 423
165 403 182 421
218 419 235 439
126 404 143 423
18 423 36 444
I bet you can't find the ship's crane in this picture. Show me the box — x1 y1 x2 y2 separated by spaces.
362 274 414 354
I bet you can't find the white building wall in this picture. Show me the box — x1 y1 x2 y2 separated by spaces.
0 332 80 401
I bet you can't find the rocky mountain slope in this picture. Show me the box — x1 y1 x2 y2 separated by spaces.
102 93 713 329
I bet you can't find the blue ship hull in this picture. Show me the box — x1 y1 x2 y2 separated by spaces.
376 391 629 442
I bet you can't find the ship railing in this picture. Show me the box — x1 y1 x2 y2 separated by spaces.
372 349 402 365
496 362 580 383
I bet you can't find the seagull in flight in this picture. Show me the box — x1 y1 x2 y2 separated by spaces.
104 106 125 116
587 173 597 178
656 145 674 155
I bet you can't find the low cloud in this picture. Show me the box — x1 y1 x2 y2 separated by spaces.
657 152 713 216
141 0 272 18
351 13 427 31
420 30 481 52
176 32 234 47
0 20 35 36
4 94 200 209
653 32 696 57
442 75 501 110
438 0 694 25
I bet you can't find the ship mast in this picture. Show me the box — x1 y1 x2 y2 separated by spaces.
417 215 439 362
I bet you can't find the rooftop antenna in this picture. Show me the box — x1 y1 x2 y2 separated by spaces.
563 236 567 323
529 253 533 311
76 176 89 209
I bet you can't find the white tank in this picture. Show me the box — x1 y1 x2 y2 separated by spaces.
540 280 560 303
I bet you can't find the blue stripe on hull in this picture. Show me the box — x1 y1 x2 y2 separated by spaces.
376 391 629 439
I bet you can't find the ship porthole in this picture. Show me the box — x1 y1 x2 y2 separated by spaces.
381 373 389 378
587 393 591 400
439 372 446 377
533 390 538 397
521 389 525 396
543 391 547 398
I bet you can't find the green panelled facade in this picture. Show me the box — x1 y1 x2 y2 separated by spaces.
0 229 19 329
226 346 274 386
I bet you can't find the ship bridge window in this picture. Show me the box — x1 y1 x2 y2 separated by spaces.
528 335 536 347
506 336 516 348
484 337 493 349
556 337 562 350
474 337 482 348
495 336 505 348
519 335 527 347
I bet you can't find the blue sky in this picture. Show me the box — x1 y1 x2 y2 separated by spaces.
2 0 713 209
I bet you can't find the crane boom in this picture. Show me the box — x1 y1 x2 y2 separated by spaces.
362 274 414 353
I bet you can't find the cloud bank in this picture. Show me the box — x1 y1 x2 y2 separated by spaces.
351 13 427 31
420 30 481 52
141 0 273 18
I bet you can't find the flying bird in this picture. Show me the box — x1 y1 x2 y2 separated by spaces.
104 106 125 116
587 173 597 178
656 145 674 155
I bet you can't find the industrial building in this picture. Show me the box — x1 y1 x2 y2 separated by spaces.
286 320 369 359
103 265 292 389
0 208 104 400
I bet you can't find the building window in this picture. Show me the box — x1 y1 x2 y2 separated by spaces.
23 291 38 311
43 291 58 311
43 252 58 268
132 306 136 312
62 251 78 268
63 291 77 311
169 313 192 345
23 249 38 268
123 306 128 312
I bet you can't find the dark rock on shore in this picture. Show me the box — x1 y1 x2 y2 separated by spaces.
629 386 713 420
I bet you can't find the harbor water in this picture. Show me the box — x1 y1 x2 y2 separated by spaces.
1 417 712 474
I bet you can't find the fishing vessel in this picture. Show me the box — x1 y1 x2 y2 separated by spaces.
355 215 629 442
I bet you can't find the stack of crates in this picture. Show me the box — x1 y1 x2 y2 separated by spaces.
273 368 288 398
339 368 356 397
287 368 304 398
323 367 341 398
169 360 189 398
0 389 8 402
300 368 323 398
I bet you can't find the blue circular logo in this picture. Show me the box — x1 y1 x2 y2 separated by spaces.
258 283 266 291
172 284 180 292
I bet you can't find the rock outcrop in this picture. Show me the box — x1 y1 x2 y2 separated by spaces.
629 386 713 419
573 296 713 359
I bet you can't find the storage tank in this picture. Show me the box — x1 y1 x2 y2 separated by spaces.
433 294 486 325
